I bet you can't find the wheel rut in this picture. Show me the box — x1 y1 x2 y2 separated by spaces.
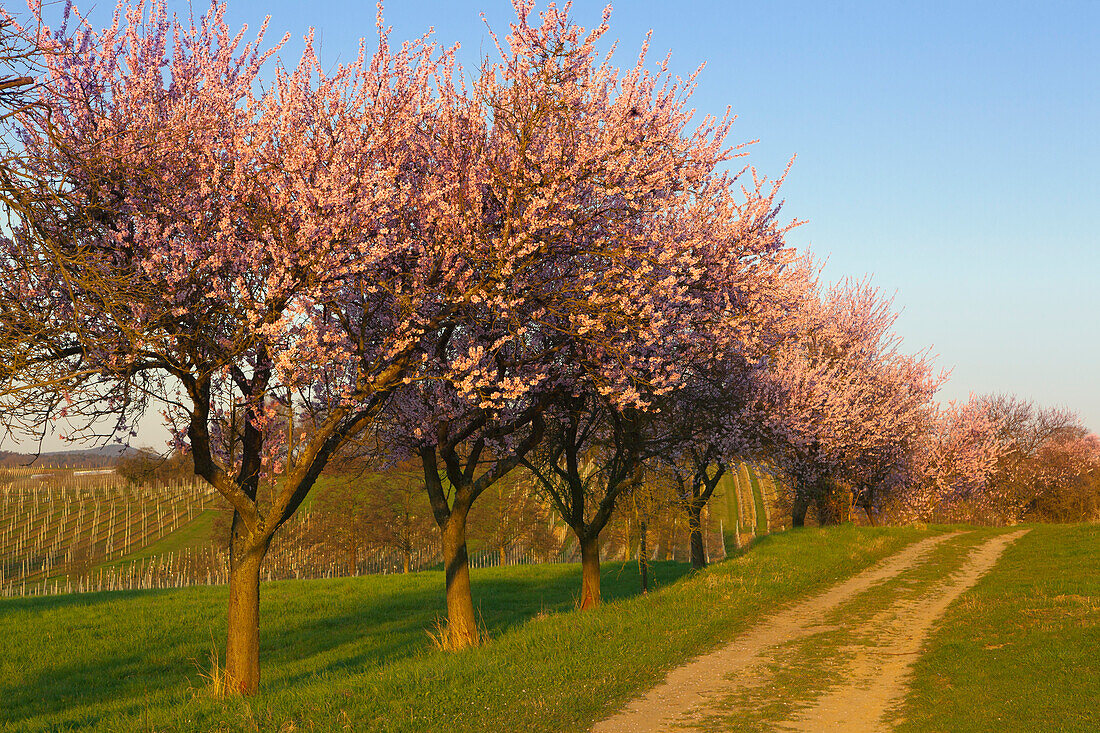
592 530 1026 733
776 529 1028 732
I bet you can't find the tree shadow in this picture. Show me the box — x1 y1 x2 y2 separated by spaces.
266 560 691 689
0 586 178 613
1 561 692 727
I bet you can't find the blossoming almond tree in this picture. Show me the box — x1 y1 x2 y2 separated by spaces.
374 0 796 628
650 250 814 568
380 0 799 620
0 0 477 693
521 393 650 609
655 364 763 570
1028 428 1100 521
891 397 1008 522
0 12 37 210
757 272 943 526
909 394 1090 523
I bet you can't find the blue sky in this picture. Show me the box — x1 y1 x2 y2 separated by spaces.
12 0 1099 450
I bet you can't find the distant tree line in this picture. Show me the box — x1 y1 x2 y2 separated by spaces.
0 448 126 469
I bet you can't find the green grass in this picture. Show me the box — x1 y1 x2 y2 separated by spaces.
893 523 1100 732
79 510 220 578
0 525 929 732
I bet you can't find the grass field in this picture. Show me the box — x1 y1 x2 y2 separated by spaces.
6 522 1092 732
1 525 926 732
895 523 1100 732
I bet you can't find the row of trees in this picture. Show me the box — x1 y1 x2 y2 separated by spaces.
883 394 1100 525
225 463 738 578
1 0 1095 694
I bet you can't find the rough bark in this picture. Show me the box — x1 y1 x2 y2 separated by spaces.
792 473 819 527
579 534 602 609
441 505 479 648
421 446 481 650
224 535 269 695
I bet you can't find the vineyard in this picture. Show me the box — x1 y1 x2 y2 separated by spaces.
0 463 780 598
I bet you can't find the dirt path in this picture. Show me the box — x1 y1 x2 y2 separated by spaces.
591 532 961 733
593 530 1031 732
777 529 1029 732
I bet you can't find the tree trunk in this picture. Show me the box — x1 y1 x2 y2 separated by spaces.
814 493 831 525
638 519 648 593
792 493 809 528
441 506 479 648
225 541 268 695
688 502 706 570
863 503 876 526
579 534 602 609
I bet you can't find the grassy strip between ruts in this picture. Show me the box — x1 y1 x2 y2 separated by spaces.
691 528 1004 731
892 523 1100 733
0 525 932 732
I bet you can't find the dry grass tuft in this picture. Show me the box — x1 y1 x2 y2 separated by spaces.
425 616 489 651
191 636 236 698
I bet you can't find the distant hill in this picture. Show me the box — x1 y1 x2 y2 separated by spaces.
0 445 140 469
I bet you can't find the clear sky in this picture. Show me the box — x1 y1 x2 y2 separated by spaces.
10 0 1098 451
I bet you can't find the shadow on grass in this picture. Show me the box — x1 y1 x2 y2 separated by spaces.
267 560 691 690
0 646 193 727
0 586 180 613
1 560 692 728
